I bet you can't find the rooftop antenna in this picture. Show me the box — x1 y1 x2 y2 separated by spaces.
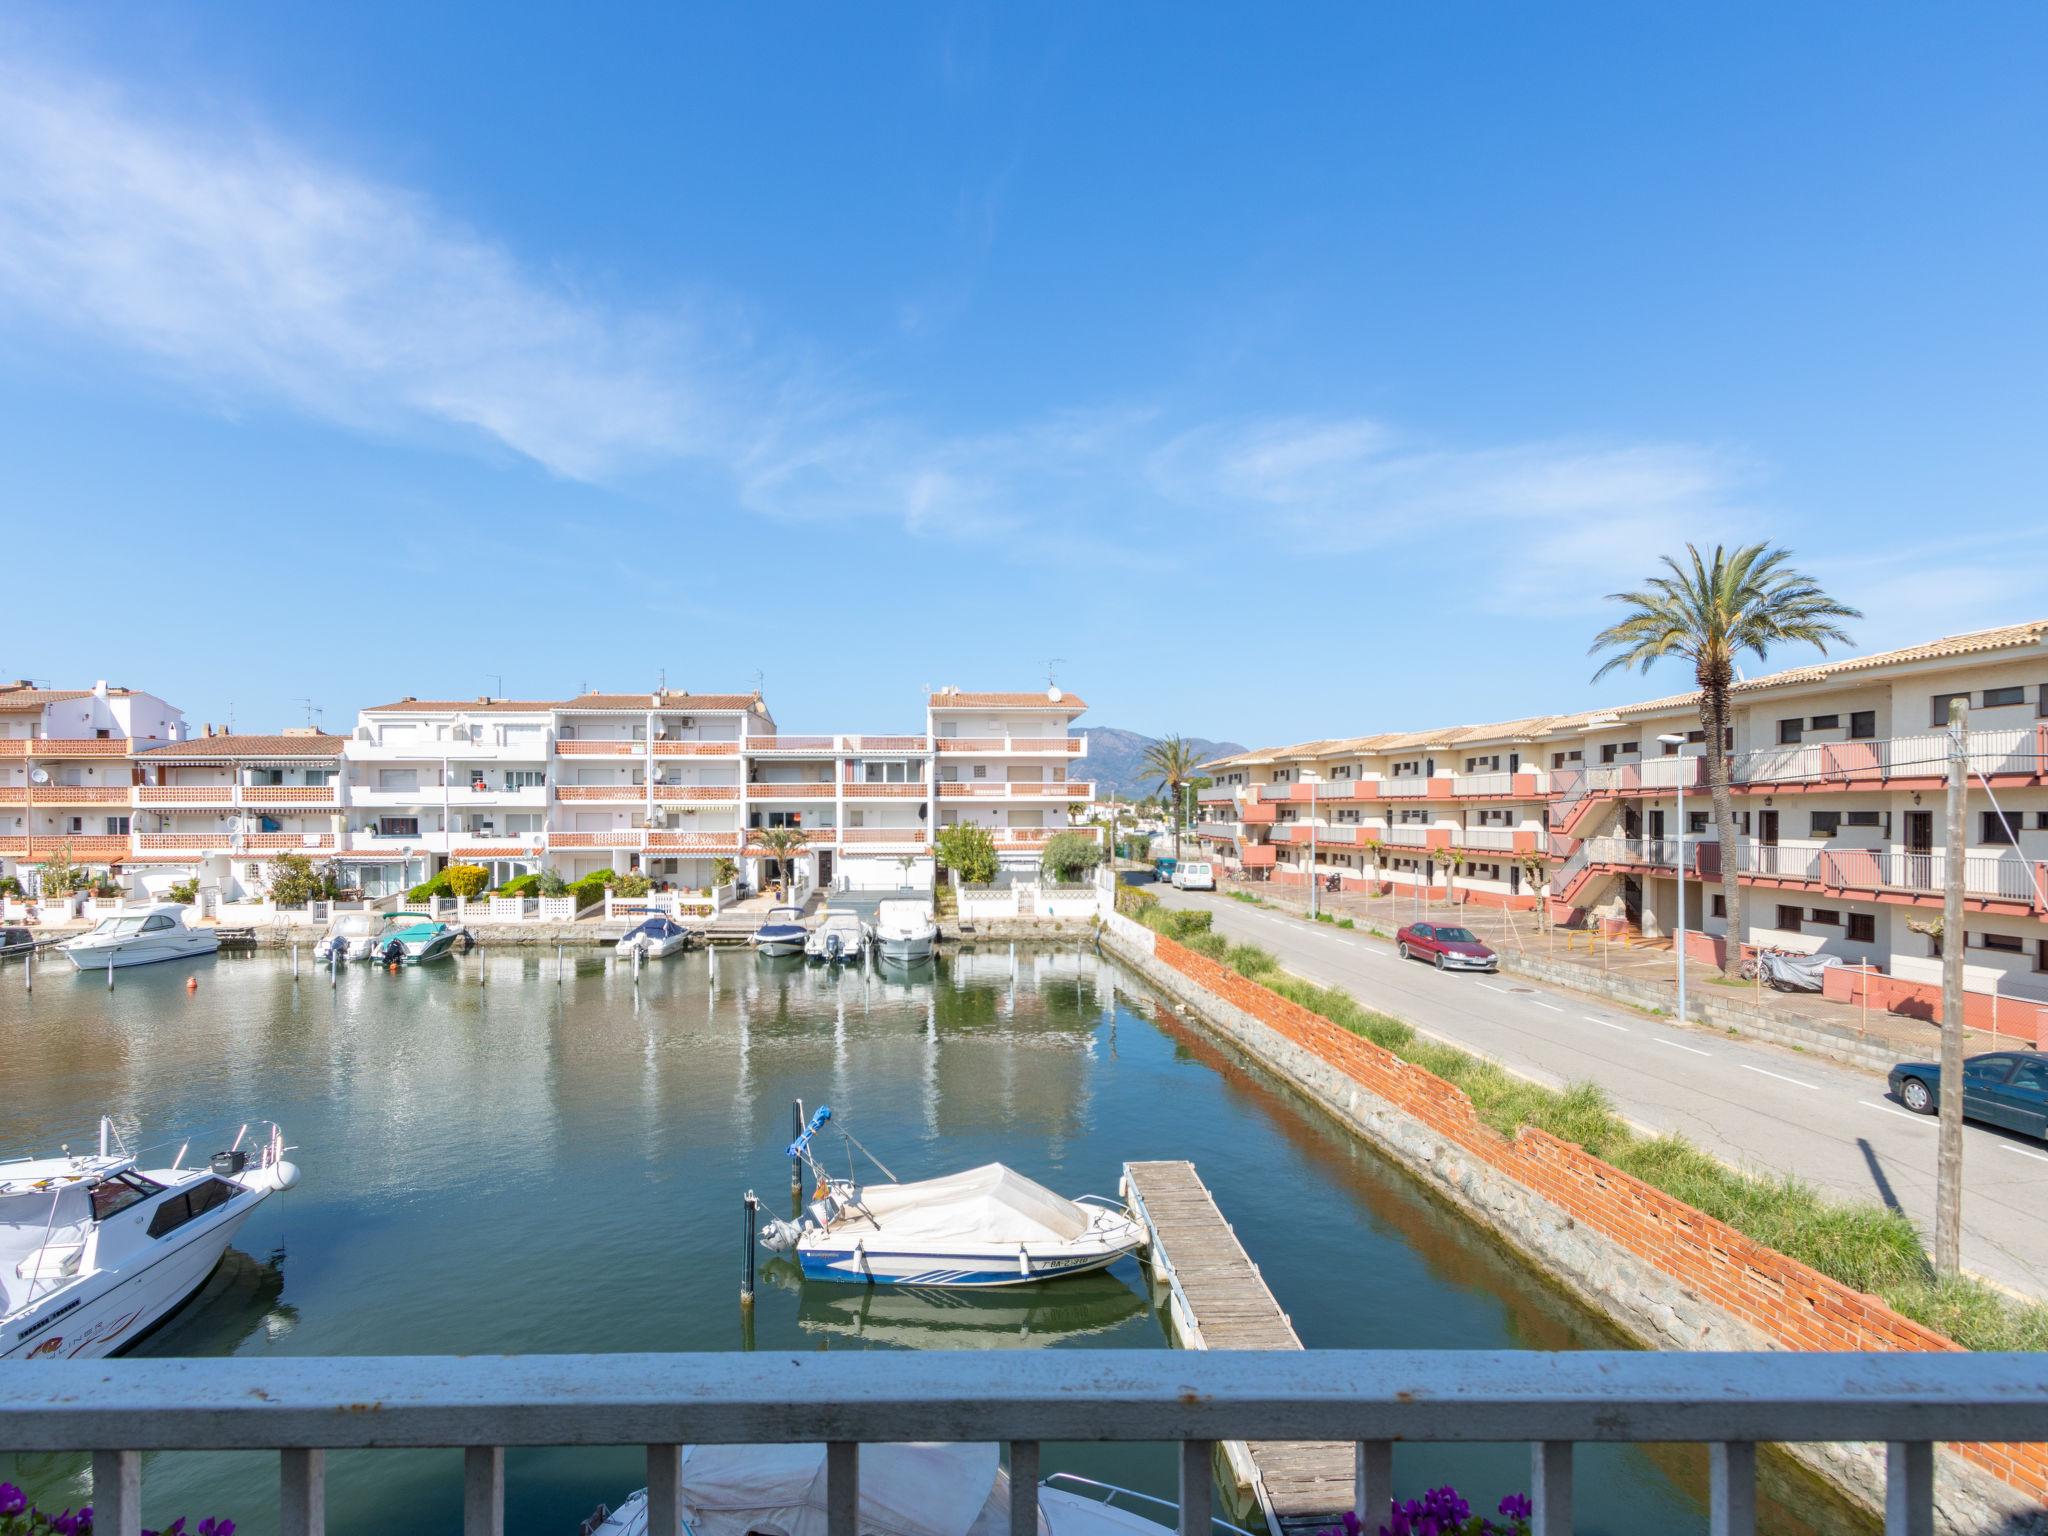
751 668 765 696
657 667 667 693
1045 657 1067 688
292 698 323 729
488 673 503 699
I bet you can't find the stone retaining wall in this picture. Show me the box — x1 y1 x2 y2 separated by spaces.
1099 924 2047 1534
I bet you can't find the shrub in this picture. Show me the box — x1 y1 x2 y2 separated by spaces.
712 857 738 887
267 853 326 908
613 872 652 897
1039 830 1104 883
1114 882 1158 919
406 871 453 903
167 878 199 904
934 823 999 886
0 875 21 897
536 867 569 897
443 863 490 899
497 873 540 897
32 850 90 896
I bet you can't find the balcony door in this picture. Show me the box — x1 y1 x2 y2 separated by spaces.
1904 810 1934 890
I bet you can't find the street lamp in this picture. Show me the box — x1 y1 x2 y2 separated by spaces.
1657 732 1689 1027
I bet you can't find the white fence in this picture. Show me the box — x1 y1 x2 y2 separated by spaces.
959 882 1101 920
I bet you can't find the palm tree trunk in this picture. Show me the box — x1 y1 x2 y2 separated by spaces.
1702 685 1744 977
1172 780 1184 861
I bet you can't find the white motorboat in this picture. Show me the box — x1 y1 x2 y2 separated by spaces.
313 911 420 962
59 903 219 971
803 909 867 963
375 920 469 964
792 1267 1147 1349
761 1108 1142 1288
751 903 808 959
872 898 938 963
579 1442 1249 1536
2 1119 301 1361
615 915 693 959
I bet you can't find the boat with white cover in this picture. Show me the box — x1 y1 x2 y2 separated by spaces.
59 903 219 971
615 915 693 959
751 903 808 958
803 909 866 963
579 1442 1251 1536
376 920 469 964
761 1107 1142 1288
1 1120 301 1361
872 897 938 963
314 911 419 962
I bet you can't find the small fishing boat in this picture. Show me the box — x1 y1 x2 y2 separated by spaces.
376 920 468 964
579 1442 1249 1536
871 898 938 963
760 1107 1142 1288
59 903 219 971
803 909 866 963
750 903 808 959
615 915 692 959
2 1119 301 1361
791 1267 1147 1349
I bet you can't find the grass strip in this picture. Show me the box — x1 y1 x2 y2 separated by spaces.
1114 886 2048 1351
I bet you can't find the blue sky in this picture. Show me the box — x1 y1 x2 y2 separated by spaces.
4 5 2045 742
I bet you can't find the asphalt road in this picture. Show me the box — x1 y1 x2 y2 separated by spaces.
1150 883 2048 1302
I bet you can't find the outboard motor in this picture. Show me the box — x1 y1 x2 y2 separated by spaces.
383 937 405 963
825 931 843 962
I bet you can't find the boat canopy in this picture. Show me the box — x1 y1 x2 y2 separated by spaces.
625 917 683 940
679 1442 997 1536
856 1164 1093 1245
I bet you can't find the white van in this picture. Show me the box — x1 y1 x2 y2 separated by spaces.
1171 861 1216 891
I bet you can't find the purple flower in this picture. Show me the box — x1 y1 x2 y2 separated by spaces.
0 1482 27 1517
214 1522 234 1536
1342 1513 1363 1536
199 1521 215 1536
1498 1494 1532 1522
79 1505 95 1532
54 1511 80 1535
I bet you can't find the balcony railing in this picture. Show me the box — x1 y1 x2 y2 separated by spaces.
556 784 646 801
837 827 929 844
1456 826 1519 852
1380 778 1430 799
646 831 745 854
4 1350 2037 1536
847 735 931 752
746 782 837 798
935 737 1082 753
554 741 641 756
651 740 741 757
1383 825 1434 847
241 785 340 806
1731 726 2046 788
0 783 132 804
134 784 233 804
745 735 840 753
0 737 133 757
0 833 132 860
842 782 929 798
938 782 1093 800
652 783 742 801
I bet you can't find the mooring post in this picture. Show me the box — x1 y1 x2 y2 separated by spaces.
292 941 300 979
791 1099 804 1192
23 945 31 994
741 1190 760 1308
107 953 115 991
557 942 564 982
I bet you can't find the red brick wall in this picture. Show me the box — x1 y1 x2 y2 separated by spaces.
1149 934 2048 1505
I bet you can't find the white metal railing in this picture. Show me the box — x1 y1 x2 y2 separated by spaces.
1457 826 1518 851
1731 727 2042 787
1549 841 1590 898
1383 825 1432 847
2 1351 2039 1536
1457 772 1514 797
1379 778 1430 799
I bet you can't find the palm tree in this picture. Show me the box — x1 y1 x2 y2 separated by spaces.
1590 544 1859 976
1141 736 1201 860
754 826 808 901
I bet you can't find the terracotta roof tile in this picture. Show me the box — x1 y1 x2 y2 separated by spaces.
361 698 562 714
559 691 763 712
0 688 102 710
928 690 1087 710
139 733 347 758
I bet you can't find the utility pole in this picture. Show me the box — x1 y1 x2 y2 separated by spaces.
1936 697 1968 1278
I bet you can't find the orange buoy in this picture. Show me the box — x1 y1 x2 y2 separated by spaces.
186 976 198 993
388 962 400 974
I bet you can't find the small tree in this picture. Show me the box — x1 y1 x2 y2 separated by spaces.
1437 848 1467 907
267 853 324 908
712 857 738 888
754 827 808 898
934 822 999 886
1517 853 1552 929
444 863 491 899
1040 830 1104 884
33 848 90 896
168 878 199 904
613 871 652 897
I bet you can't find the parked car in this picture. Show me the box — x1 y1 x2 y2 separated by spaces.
1155 857 1178 880
1395 921 1497 973
1890 1051 2048 1139
1171 861 1216 891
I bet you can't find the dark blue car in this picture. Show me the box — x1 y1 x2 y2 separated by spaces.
1889 1051 2048 1139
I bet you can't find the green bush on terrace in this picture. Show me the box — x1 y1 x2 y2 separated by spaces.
1125 900 2048 1352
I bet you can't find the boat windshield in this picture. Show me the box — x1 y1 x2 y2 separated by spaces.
90 916 151 938
89 1171 166 1222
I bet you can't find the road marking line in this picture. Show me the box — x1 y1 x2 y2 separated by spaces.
1655 1039 1712 1057
1582 1015 1629 1032
1527 1000 1565 1014
1741 1064 1819 1091
1476 982 1511 994
2001 1144 2048 1165
1861 1100 1932 1126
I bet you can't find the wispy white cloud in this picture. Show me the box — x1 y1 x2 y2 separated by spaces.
0 52 1774 604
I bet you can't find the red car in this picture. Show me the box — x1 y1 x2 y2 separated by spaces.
1396 921 1498 973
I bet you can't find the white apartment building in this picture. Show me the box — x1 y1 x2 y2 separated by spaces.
1197 621 2048 1028
1 680 1096 903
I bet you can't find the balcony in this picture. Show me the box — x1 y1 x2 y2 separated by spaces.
241 785 339 807
646 831 745 854
134 784 233 805
0 783 132 805
1454 826 1523 853
1731 725 2048 792
547 830 647 850
837 827 929 846
938 782 1093 801
842 782 929 798
6 1348 2033 1536
1689 841 2048 911
554 740 642 757
652 783 742 803
651 739 741 757
847 735 931 753
0 834 132 860
0 737 132 758
744 735 842 754
1379 778 1431 799
1383 825 1446 849
747 782 837 799
1194 821 1240 841
556 784 647 803
934 737 1082 754
1241 802 1277 826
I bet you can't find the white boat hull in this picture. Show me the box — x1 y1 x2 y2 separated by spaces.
875 934 935 964
61 932 219 971
3 1203 256 1360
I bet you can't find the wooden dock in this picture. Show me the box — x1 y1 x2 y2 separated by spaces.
1121 1160 1355 1536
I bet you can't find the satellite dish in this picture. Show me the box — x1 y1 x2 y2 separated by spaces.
29 768 50 785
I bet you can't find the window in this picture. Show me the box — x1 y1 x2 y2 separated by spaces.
1980 811 2016 846
90 1172 164 1221
972 766 986 779
104 816 130 835
1619 741 1638 756
1963 1057 2016 1087
1688 811 1709 834
2037 939 2048 974
1775 904 1802 931
1808 908 1841 927
145 1178 237 1239
1982 686 2024 708
1777 718 1803 744
1850 710 1877 739
1845 810 1883 828
1600 744 1617 764
1931 691 1968 726
1688 730 1706 744
1661 738 1680 756
504 770 544 791
1809 714 1839 730
1810 810 1841 836
67 816 83 833
2040 685 2048 719
1711 895 1726 918
1979 933 2024 954
2037 812 2048 831
376 816 420 837
1847 913 1876 943
95 728 111 739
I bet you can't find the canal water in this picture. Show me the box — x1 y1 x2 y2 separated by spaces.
0 945 1861 1536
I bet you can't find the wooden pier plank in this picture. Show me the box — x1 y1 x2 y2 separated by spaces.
1123 1161 1355 1535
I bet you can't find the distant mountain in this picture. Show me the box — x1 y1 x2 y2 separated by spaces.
1078 727 1247 801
